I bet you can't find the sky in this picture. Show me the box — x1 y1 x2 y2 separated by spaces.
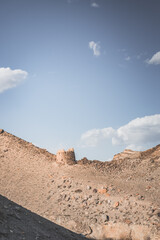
0 0 160 161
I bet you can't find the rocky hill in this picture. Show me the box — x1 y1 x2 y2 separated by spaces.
0 130 160 240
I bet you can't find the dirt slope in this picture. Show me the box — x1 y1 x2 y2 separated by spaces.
0 130 160 239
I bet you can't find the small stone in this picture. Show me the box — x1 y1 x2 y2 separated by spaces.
98 188 107 194
138 195 145 200
102 214 109 222
157 212 160 217
123 218 132 225
93 189 97 193
105 193 110 197
92 218 97 223
86 185 92 190
113 201 119 208
84 226 92 236
63 194 67 199
75 189 82 193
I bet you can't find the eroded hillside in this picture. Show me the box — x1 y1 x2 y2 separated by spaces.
0 130 160 240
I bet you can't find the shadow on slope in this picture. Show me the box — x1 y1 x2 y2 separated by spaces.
0 194 87 240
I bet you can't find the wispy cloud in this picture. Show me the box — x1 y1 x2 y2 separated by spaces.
118 49 131 61
146 51 160 65
81 127 115 147
137 53 143 60
125 56 131 61
91 2 99 8
81 114 160 150
0 67 28 93
89 41 101 56
67 0 79 3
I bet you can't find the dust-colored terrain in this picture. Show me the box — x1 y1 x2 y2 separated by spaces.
0 194 87 240
0 130 160 239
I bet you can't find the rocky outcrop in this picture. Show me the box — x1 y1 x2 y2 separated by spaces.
56 148 76 165
0 129 4 134
140 144 160 159
113 149 141 161
113 145 160 162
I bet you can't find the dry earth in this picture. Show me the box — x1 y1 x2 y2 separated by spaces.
0 130 160 240
0 194 87 240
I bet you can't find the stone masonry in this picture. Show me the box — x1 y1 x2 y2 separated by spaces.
56 148 76 165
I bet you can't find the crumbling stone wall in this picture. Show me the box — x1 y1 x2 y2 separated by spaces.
56 148 76 165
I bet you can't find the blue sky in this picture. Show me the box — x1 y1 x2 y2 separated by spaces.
0 0 160 161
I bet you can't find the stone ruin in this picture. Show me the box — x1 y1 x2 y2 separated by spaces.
56 148 76 165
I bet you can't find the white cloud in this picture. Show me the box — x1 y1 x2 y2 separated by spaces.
81 127 115 147
89 41 101 56
91 2 99 8
81 114 160 150
0 67 28 93
125 144 144 151
147 51 160 65
112 114 160 146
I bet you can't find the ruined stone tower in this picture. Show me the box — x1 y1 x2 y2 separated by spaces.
56 148 76 165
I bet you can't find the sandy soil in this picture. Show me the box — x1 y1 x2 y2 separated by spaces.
0 194 87 240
